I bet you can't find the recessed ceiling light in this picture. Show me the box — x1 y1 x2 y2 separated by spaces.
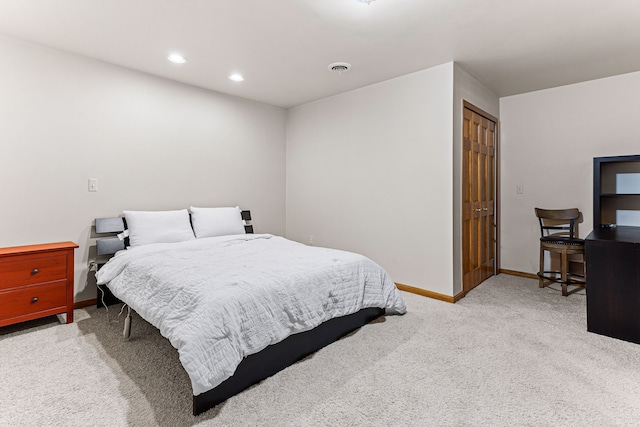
357 0 375 4
167 53 187 64
229 73 244 82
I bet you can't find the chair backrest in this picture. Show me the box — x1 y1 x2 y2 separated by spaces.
534 208 581 239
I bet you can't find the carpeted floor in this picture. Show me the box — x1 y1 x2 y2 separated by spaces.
1 274 639 426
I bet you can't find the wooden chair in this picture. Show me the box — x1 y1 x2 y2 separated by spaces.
534 208 586 296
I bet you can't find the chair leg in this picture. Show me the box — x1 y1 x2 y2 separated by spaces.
561 250 568 296
539 245 545 288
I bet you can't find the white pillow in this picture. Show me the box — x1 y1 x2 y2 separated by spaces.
123 209 195 247
190 206 246 238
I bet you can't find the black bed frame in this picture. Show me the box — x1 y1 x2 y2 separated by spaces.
93 212 385 415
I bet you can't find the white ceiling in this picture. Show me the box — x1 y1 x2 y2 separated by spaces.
1 0 639 109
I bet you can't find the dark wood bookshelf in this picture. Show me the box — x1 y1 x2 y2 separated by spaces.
588 155 640 344
593 155 640 229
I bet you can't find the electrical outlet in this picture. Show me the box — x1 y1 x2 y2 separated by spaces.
309 235 314 246
516 184 524 194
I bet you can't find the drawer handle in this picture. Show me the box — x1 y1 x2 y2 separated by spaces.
32 297 38 303
31 268 39 275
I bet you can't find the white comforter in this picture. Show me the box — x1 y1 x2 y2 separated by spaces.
96 234 406 396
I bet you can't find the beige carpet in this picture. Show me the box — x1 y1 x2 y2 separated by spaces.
1 274 639 426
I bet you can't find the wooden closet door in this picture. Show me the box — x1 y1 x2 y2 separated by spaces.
462 105 496 293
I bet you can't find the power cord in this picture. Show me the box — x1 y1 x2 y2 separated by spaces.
90 260 132 339
97 289 131 339
97 284 111 322
117 304 132 339
91 261 113 323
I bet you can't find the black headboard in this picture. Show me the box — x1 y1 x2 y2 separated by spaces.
95 210 253 256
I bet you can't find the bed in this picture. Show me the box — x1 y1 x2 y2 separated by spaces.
94 207 406 415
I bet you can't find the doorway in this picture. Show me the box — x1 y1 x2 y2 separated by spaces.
462 101 498 293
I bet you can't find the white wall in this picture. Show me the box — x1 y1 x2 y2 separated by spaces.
500 70 640 274
452 64 500 295
0 35 287 302
286 63 455 295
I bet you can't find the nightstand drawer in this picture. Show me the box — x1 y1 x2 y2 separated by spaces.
0 253 67 291
0 280 67 322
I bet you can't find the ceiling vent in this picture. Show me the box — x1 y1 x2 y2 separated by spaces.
328 62 352 74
